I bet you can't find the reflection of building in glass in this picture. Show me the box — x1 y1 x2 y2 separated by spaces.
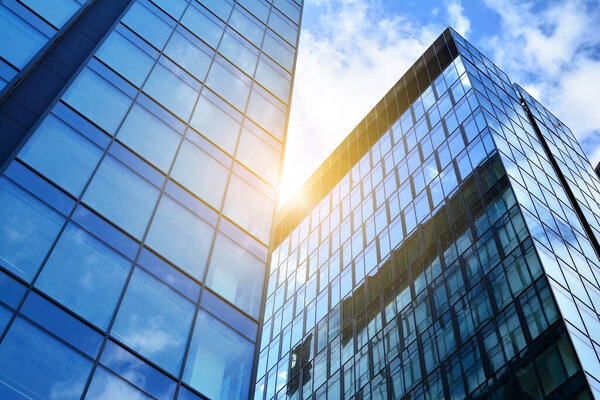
256 28 600 399
0 0 302 399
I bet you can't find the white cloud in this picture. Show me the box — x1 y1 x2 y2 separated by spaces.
481 0 600 163
446 0 471 37
279 0 442 204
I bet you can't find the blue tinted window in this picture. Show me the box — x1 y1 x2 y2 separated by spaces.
184 310 254 400
100 340 177 399
190 94 241 154
86 367 151 400
206 59 250 111
121 2 171 49
218 31 258 76
246 88 286 140
223 173 273 243
20 292 103 358
21 0 79 28
262 32 294 71
83 156 159 239
63 68 132 134
206 233 265 318
268 9 297 45
0 6 46 69
164 31 212 80
111 268 194 376
143 64 198 120
201 0 233 21
171 139 228 209
181 4 223 49
238 0 269 23
0 270 27 309
273 0 301 24
96 31 154 87
146 195 214 279
0 317 92 400
117 104 180 172
230 7 265 47
151 0 187 19
36 223 131 329
255 57 290 101
0 178 64 282
0 305 12 335
19 115 103 196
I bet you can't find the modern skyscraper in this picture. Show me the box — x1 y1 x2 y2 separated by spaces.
0 0 302 399
258 28 600 400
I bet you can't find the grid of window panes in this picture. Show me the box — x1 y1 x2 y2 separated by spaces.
257 54 589 399
451 31 600 395
517 85 600 245
0 0 301 399
0 0 90 93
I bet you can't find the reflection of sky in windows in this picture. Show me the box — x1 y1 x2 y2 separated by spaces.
0 0 301 398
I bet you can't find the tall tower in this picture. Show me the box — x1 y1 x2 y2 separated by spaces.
0 0 302 399
259 28 600 399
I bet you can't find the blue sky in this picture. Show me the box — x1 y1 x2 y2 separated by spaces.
279 0 600 204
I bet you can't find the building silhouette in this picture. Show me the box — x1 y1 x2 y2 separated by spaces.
257 28 600 399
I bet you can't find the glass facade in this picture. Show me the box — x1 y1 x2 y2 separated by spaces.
0 0 90 94
0 0 302 399
258 29 600 399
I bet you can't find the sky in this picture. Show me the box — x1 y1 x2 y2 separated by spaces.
278 0 600 205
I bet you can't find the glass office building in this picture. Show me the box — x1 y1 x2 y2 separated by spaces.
259 28 600 399
0 0 302 399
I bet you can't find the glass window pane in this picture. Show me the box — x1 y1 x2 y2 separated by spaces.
19 115 102 196
206 233 265 318
238 0 269 23
117 104 180 172
151 0 187 20
0 178 64 282
273 0 300 24
236 126 280 185
229 7 264 47
164 31 212 80
246 88 286 140
205 59 250 112
223 173 273 243
180 4 222 50
255 56 290 101
85 367 151 400
21 0 79 28
190 94 241 155
268 10 297 45
36 223 131 329
63 68 132 134
143 64 198 121
83 156 159 239
146 195 214 279
122 2 171 49
262 32 294 71
111 268 194 376
0 6 46 69
218 31 258 76
171 139 228 208
0 317 92 400
183 310 254 400
0 305 12 335
96 31 154 87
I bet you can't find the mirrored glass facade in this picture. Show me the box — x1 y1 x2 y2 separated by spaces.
0 0 302 399
259 29 600 399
